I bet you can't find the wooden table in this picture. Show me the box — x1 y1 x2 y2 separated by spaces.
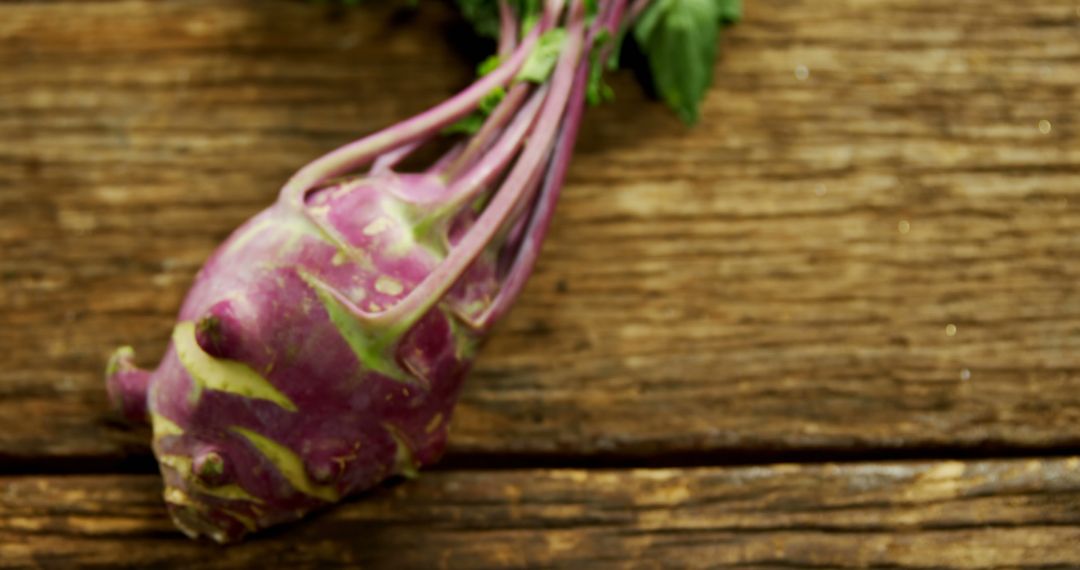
2 1 1078 567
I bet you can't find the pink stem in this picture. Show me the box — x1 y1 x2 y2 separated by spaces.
461 0 631 330
497 0 518 57
498 176 544 267
278 5 563 210
371 138 425 174
437 0 529 181
441 82 533 182
352 0 588 332
441 85 548 209
427 141 465 175
627 0 651 23
464 53 590 331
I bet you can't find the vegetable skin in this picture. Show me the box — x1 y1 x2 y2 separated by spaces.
106 0 624 543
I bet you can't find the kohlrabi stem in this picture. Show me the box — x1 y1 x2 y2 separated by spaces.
278 6 560 210
463 0 630 329
497 0 518 57
427 141 465 174
626 0 651 23
440 85 547 208
608 0 632 32
435 0 527 180
463 60 588 330
371 138 425 174
349 0 588 333
493 0 625 241
440 82 533 182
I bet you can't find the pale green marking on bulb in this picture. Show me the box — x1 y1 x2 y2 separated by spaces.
362 217 393 236
151 413 184 439
219 508 257 532
384 423 420 479
446 311 481 361
158 454 262 503
173 321 297 412
297 269 422 388
375 276 404 296
105 345 134 378
229 426 339 502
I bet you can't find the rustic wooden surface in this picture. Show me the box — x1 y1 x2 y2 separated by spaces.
1 0 1079 567
3 457 1080 569
2 0 1080 462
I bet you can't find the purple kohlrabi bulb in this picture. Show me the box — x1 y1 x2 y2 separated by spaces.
104 0 620 543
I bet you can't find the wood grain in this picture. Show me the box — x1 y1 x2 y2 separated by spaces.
1 0 1079 463
2 457 1079 569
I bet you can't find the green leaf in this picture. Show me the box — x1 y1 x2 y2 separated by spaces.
453 0 544 38
606 25 628 70
584 0 600 18
476 54 503 76
634 0 721 124
515 0 543 34
479 86 507 113
442 113 486 135
586 30 615 106
443 86 505 135
516 28 568 83
454 0 502 38
440 53 507 136
716 0 742 24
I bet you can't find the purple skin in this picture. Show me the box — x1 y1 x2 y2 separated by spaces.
104 0 630 543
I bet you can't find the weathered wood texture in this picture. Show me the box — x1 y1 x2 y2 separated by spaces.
3 458 1080 569
2 0 1079 463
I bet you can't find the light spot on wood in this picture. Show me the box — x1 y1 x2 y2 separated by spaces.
58 210 98 233
903 461 966 502
544 533 582 554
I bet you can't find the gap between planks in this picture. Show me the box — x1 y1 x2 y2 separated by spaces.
4 445 1080 477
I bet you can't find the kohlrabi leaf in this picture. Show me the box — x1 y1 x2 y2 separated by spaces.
584 0 600 18
716 0 742 24
516 28 569 83
381 0 741 124
586 30 615 106
476 53 504 75
454 0 502 38
444 60 507 135
442 114 485 135
634 0 722 124
454 0 544 38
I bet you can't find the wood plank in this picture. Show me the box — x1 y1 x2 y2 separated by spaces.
1 457 1079 568
1 0 1079 462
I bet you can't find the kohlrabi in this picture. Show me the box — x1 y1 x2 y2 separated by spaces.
105 0 738 543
